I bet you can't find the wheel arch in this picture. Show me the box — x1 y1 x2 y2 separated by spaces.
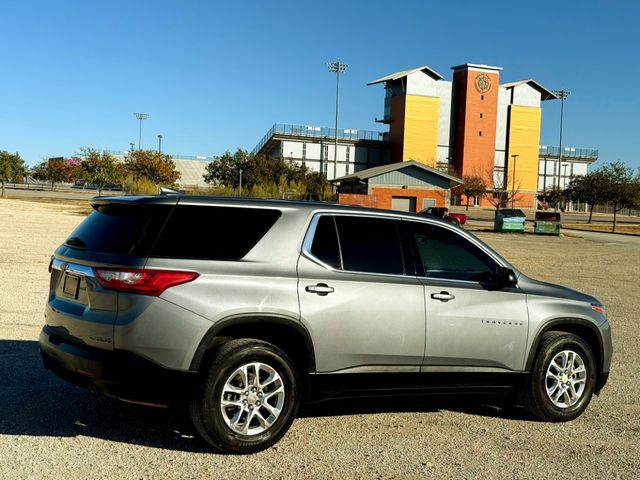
189 314 316 375
525 318 604 373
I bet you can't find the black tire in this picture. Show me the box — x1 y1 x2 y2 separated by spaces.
522 332 596 422
189 339 299 454
450 218 460 226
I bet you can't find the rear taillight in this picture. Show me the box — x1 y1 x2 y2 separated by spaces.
93 268 199 296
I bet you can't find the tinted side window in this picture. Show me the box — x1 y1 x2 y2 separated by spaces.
334 216 404 275
410 222 498 282
310 216 341 269
151 206 281 260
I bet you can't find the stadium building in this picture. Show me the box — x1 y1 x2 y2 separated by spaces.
253 63 598 211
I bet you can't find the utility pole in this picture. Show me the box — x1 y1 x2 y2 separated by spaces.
511 154 519 208
129 142 135 153
134 112 149 150
327 60 348 180
239 168 243 197
157 134 163 153
552 90 569 210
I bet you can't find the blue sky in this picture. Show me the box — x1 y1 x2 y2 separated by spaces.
1 0 638 168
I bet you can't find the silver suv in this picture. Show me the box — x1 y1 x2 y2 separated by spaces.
40 195 612 453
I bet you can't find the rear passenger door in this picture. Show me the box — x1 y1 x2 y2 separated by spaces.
297 214 426 373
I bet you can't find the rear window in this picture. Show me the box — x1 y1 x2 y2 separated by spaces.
334 216 404 275
308 214 406 275
150 205 282 260
65 203 169 256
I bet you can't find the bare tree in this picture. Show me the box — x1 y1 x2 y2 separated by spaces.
480 164 522 210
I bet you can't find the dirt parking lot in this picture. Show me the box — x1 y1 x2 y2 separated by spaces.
0 198 638 479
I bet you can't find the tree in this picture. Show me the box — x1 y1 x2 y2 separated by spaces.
124 150 180 186
203 149 313 194
31 157 79 190
480 165 521 210
271 157 307 185
542 185 567 211
77 148 125 196
0 151 26 197
203 149 248 189
303 171 332 200
600 161 640 232
452 175 487 210
564 170 610 223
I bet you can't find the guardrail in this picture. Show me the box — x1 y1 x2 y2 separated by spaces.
2 183 122 193
104 150 214 162
539 146 599 158
252 123 386 154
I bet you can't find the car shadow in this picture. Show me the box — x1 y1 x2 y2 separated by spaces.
0 339 532 454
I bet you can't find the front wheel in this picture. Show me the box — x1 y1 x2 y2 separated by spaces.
189 339 299 454
522 332 596 422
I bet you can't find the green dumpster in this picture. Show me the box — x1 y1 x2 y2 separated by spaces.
534 211 561 235
494 209 526 233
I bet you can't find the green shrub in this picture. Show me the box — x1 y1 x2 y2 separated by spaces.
123 176 158 195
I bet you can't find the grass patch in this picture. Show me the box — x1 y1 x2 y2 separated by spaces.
562 223 640 235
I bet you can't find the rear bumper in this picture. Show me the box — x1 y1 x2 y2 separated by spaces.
39 325 196 406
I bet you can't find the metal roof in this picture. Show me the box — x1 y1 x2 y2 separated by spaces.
500 79 559 101
450 63 503 72
330 160 462 185
367 66 444 85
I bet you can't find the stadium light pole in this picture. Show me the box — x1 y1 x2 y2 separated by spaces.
327 60 348 180
134 112 149 150
552 90 569 210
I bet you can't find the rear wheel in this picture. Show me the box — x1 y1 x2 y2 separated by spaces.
449 218 460 226
523 332 596 422
189 339 299 454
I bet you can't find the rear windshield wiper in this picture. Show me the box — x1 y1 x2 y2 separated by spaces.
65 236 86 248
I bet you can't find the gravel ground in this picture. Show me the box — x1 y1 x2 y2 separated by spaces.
0 198 638 479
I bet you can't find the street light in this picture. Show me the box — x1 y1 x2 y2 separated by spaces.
552 90 569 210
511 154 519 208
134 112 149 150
157 134 163 153
327 60 349 180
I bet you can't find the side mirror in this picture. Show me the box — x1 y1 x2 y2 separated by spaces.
497 267 518 287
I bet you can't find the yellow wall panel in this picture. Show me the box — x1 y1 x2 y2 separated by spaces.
507 105 541 193
403 95 439 167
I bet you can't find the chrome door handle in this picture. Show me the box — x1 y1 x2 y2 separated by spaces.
305 283 335 296
430 291 455 302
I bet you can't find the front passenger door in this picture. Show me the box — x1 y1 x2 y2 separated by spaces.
407 221 529 372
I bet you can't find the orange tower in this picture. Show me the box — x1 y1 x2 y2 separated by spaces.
451 64 502 179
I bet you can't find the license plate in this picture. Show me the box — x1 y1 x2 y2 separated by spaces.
62 274 80 299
